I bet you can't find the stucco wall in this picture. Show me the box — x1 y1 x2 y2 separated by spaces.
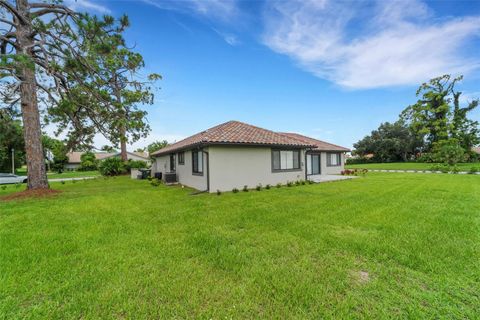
208 146 305 192
322 151 345 175
153 149 208 191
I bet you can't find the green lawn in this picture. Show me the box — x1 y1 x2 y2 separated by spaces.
47 170 99 179
1 174 479 318
346 161 480 171
15 170 99 179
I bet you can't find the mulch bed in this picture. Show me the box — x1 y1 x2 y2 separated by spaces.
1 188 62 202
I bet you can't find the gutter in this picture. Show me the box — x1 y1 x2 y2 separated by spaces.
203 149 210 193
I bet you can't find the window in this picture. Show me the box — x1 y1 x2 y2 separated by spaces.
178 152 185 165
327 153 342 166
169 154 176 172
272 150 301 171
192 150 203 175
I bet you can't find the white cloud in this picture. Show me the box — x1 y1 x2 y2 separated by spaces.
141 0 238 21
212 28 240 46
263 0 480 89
64 0 111 14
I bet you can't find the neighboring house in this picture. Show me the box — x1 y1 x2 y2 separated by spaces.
65 151 151 170
151 120 349 193
472 147 480 155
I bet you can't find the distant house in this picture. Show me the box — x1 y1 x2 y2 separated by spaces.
65 151 150 170
472 147 480 155
151 120 349 193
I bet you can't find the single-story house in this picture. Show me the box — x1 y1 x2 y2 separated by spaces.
65 151 150 170
151 121 349 192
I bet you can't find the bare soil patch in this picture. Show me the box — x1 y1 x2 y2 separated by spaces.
1 189 62 202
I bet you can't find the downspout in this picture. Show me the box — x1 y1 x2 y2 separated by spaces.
203 150 210 193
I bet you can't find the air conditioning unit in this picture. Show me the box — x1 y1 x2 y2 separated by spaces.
164 173 177 183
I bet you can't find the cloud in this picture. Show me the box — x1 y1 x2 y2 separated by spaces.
262 0 480 89
212 28 240 46
64 0 111 14
141 0 238 21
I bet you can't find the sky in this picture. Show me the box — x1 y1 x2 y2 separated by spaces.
63 0 480 150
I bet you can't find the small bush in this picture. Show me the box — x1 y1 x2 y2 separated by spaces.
99 157 126 176
440 165 450 173
469 167 478 174
276 183 282 188
265 184 271 190
308 180 314 184
286 181 293 187
150 178 161 187
1 185 6 190
256 184 262 191
216 189 221 195
430 164 441 172
61 181 65 185
451 165 459 174
243 185 249 192
295 180 301 186
232 188 239 193
126 159 148 172
301 180 306 185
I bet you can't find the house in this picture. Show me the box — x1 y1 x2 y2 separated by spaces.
65 151 151 170
151 121 349 192
472 147 480 155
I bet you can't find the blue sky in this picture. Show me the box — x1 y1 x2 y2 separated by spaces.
66 0 480 149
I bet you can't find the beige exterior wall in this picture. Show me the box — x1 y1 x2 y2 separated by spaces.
208 146 305 192
153 149 208 191
152 146 346 193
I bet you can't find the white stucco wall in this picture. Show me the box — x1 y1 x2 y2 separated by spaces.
152 147 345 193
153 149 208 191
208 146 306 192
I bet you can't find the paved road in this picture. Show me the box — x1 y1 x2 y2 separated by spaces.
48 177 97 182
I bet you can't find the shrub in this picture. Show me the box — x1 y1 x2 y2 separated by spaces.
451 165 459 174
78 151 98 171
301 180 306 185
216 189 221 195
430 164 441 172
98 157 126 176
1 185 6 190
431 139 466 166
295 180 301 186
150 178 161 187
308 180 314 184
243 185 249 192
256 184 262 191
276 183 282 188
232 188 239 193
61 181 65 185
469 167 478 174
126 160 148 171
265 184 271 190
286 181 293 187
440 165 450 173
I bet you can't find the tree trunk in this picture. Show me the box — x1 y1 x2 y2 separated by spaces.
16 0 49 189
114 80 128 162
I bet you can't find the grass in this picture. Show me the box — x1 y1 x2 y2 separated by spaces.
47 170 99 179
346 162 480 171
15 170 99 179
1 174 479 318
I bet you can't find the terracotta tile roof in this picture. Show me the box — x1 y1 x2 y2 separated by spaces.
151 120 317 156
278 132 350 152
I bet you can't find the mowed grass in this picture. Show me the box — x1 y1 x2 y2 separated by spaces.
47 170 99 179
346 161 480 171
1 174 479 318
